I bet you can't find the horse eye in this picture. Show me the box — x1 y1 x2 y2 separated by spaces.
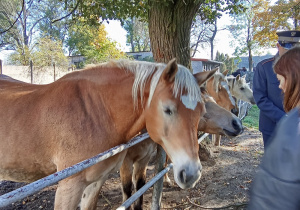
164 107 173 115
240 87 245 90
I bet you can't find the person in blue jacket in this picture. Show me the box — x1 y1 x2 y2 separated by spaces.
248 46 300 210
253 30 300 148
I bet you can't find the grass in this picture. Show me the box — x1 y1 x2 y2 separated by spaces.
242 105 259 130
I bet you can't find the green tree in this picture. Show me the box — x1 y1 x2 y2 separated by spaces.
9 36 68 68
82 24 128 64
229 0 258 71
37 0 71 44
66 18 99 56
0 0 69 65
123 17 150 52
215 51 238 74
62 0 245 68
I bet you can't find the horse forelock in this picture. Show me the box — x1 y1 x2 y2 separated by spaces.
174 65 202 104
108 60 202 108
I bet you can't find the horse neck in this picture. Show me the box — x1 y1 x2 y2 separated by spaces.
60 68 148 141
205 78 219 101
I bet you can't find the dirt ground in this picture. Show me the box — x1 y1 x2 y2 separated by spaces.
0 127 264 210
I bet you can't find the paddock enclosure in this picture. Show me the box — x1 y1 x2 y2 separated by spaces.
0 128 264 210
0 59 218 209
0 60 257 210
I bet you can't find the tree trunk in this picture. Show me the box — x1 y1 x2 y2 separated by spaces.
209 19 217 60
148 0 202 68
247 18 253 71
130 19 135 52
248 48 253 71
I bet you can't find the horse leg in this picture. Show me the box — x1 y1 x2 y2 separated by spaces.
163 155 173 186
120 154 134 210
132 156 152 210
54 174 87 210
213 134 221 146
80 179 106 210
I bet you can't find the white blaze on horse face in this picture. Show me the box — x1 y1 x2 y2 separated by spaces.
181 95 198 110
221 81 235 106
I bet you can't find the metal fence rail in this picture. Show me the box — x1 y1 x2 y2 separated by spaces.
0 133 150 208
0 132 210 209
117 133 210 209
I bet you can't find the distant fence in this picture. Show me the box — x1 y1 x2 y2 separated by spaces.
0 60 72 84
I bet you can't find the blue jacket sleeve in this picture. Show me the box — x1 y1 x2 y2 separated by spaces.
253 62 285 123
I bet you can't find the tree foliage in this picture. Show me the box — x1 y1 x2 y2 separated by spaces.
215 51 238 74
228 0 258 71
252 0 300 48
61 0 245 67
9 36 68 68
82 24 128 64
123 17 150 52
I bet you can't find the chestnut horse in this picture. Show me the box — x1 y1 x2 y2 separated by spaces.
120 87 243 210
0 59 216 210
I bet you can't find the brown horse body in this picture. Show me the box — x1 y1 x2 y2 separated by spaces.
120 87 243 210
0 60 216 209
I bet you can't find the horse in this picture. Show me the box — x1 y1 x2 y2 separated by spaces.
203 70 239 146
226 74 255 116
0 59 216 210
120 86 243 210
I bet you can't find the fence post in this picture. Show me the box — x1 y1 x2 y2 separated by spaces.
0 59 2 75
30 61 33 84
53 63 56 81
151 145 166 210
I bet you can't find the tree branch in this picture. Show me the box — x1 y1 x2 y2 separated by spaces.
0 0 24 35
51 0 81 23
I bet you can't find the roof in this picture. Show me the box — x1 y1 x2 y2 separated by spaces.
191 58 223 64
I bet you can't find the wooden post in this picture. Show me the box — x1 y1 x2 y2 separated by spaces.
151 145 165 210
0 59 2 75
30 61 33 84
53 63 56 81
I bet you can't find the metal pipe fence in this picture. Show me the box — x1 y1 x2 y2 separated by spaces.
0 132 210 209
0 133 150 208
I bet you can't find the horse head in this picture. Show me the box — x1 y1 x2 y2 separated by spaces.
205 71 236 112
227 74 255 105
198 87 243 137
144 59 216 189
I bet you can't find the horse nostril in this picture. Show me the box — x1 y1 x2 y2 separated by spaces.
232 119 241 131
179 169 187 184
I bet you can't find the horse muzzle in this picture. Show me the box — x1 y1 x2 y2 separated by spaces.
173 159 202 189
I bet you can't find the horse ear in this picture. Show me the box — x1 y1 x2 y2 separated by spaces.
222 69 229 76
162 58 178 83
193 68 218 87
236 74 240 81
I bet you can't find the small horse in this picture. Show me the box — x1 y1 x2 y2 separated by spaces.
120 86 243 210
226 74 255 116
203 70 238 146
0 59 216 210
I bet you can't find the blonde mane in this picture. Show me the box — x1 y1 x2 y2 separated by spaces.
108 59 202 107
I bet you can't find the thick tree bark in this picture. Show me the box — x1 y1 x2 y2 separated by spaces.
148 0 202 68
